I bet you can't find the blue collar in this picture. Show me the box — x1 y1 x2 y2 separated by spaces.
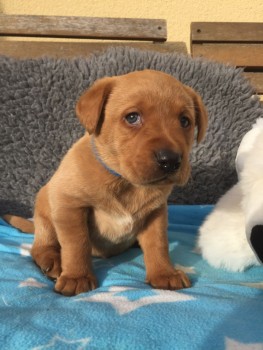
90 136 121 178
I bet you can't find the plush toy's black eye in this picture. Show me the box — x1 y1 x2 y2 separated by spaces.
180 115 191 128
125 112 141 125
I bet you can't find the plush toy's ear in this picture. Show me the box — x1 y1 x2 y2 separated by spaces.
76 77 115 134
184 86 208 143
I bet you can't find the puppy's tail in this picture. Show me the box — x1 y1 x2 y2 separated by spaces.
3 215 34 234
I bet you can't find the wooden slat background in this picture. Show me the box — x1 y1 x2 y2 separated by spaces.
191 22 263 94
0 41 184 59
191 22 263 42
192 43 263 68
0 15 167 41
0 15 188 59
245 73 263 94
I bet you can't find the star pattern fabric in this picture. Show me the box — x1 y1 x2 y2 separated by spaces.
75 286 195 315
0 205 263 350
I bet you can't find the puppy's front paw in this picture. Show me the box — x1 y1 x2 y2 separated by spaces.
147 269 191 290
54 274 97 296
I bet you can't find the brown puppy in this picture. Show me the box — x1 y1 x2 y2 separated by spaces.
8 70 208 296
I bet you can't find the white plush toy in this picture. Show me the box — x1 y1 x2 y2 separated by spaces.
197 118 263 271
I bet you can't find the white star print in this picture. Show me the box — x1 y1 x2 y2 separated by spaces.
240 281 263 289
32 335 91 350
174 264 196 274
225 337 263 350
75 286 195 315
19 278 47 288
19 243 32 256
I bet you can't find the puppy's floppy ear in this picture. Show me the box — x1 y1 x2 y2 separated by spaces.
76 77 114 134
184 86 208 143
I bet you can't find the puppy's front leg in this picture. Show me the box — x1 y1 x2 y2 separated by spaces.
53 207 97 296
138 205 191 290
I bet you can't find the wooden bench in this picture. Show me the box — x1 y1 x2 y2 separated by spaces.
191 22 263 95
0 14 186 58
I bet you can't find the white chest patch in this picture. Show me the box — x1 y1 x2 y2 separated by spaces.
113 214 134 234
93 209 135 244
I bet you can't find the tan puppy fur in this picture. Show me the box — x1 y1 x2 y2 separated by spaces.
6 70 207 296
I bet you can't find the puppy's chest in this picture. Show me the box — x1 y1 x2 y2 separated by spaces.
89 187 166 244
91 209 135 243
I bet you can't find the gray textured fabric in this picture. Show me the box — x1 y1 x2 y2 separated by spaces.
1 47 262 217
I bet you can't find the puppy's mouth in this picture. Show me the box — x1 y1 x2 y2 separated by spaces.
139 164 190 187
146 175 169 184
141 174 176 186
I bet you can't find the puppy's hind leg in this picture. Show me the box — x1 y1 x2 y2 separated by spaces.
31 189 62 279
31 216 61 279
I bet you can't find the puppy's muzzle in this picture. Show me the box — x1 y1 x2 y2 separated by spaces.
155 149 182 174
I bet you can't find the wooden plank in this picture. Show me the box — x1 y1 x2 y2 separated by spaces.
0 15 167 42
191 22 263 42
0 41 185 59
192 43 263 68
244 72 263 94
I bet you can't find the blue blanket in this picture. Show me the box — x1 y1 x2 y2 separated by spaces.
0 205 262 350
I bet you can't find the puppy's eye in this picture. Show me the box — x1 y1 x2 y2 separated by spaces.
180 115 191 128
125 112 142 126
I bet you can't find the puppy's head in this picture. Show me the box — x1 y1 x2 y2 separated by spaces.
76 70 208 186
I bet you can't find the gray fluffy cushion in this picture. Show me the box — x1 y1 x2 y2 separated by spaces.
0 47 262 217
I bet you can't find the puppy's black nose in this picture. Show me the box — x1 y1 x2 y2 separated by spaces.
155 149 182 174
